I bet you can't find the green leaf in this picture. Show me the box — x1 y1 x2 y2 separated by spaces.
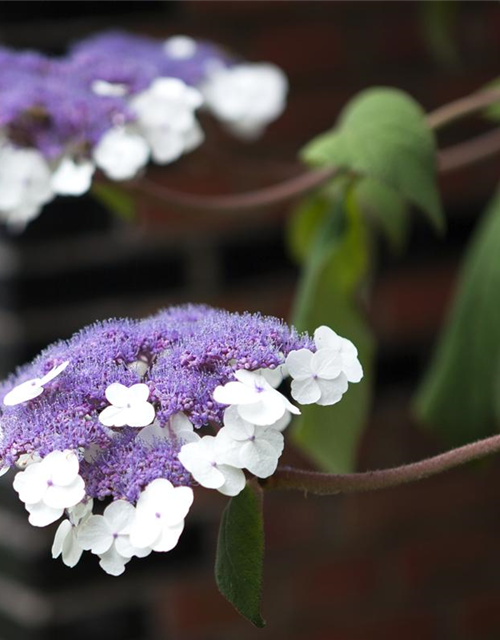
92 183 136 221
302 87 444 232
215 484 265 628
415 192 500 445
355 177 410 253
287 193 330 265
291 191 375 472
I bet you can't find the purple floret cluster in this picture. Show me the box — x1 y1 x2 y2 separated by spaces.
0 305 312 502
0 31 230 158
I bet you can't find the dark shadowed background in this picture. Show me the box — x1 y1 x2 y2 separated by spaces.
0 2 499 639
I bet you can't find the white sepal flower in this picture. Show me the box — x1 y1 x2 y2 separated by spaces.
131 78 204 164
51 157 95 196
13 450 85 527
202 63 288 139
51 499 93 568
314 326 363 383
93 127 150 181
0 465 9 477
178 436 245 496
213 369 299 426
163 36 197 59
286 348 348 406
99 382 155 428
129 478 193 552
217 406 284 478
77 500 147 576
4 361 69 406
137 413 199 445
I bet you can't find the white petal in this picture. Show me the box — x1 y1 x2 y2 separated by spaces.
285 349 314 380
218 466 246 497
128 383 150 405
68 499 93 526
169 413 200 443
146 128 185 164
240 433 283 478
238 393 285 426
105 382 129 407
77 515 113 554
213 381 257 406
44 476 85 509
316 374 349 406
342 356 363 383
4 379 44 406
222 406 255 440
270 411 292 432
178 439 226 489
44 450 79 486
92 80 128 97
104 500 136 534
13 465 47 504
290 378 321 405
98 546 130 576
314 326 342 351
152 521 184 552
124 402 155 428
136 421 167 444
99 405 128 427
160 486 193 526
0 464 9 476
163 36 197 60
259 365 287 388
39 361 70 385
129 512 162 549
51 158 94 196
26 501 63 527
311 349 343 379
61 531 84 568
52 520 71 558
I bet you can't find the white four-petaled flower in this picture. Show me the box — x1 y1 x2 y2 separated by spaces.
314 326 363 383
285 326 363 406
4 361 69 407
217 406 284 478
213 369 299 426
178 436 246 496
131 78 204 164
99 382 155 428
78 500 150 576
202 63 288 139
13 450 85 527
129 478 194 552
93 126 150 181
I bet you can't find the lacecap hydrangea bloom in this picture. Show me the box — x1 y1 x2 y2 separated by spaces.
0 305 362 576
0 32 288 229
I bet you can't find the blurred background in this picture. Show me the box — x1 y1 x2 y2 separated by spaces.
0 1 500 639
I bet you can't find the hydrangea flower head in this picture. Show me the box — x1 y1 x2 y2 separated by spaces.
0 305 360 576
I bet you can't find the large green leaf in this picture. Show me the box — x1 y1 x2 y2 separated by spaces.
302 87 444 232
354 177 410 253
415 192 500 444
215 484 265 628
291 192 375 472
